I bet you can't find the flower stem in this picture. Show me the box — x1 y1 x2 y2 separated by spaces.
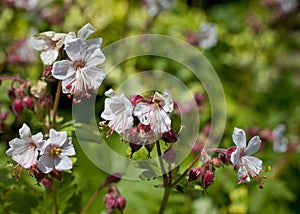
0 76 29 84
158 186 172 214
51 80 62 129
51 187 58 214
155 140 168 186
80 184 105 214
34 98 49 133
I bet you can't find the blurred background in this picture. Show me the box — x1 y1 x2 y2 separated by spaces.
0 0 300 213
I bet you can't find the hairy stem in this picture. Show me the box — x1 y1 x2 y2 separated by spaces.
155 140 168 186
51 80 62 129
0 76 29 84
80 184 105 214
158 186 172 214
52 187 58 214
34 98 49 133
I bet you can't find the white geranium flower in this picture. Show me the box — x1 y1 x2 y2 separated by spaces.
52 38 106 103
134 91 173 135
231 127 262 183
101 89 134 135
198 22 218 50
6 123 44 169
31 31 66 65
64 23 99 45
37 129 75 173
143 0 176 16
272 124 288 153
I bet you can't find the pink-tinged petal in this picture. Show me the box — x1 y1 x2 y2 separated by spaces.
61 138 75 156
232 127 246 148
152 109 171 134
38 154 54 173
65 38 85 62
78 23 97 40
245 136 261 156
230 150 240 165
86 38 102 50
61 75 76 94
19 123 31 139
16 147 37 168
84 48 105 66
49 129 67 147
83 66 106 89
54 155 73 171
52 60 73 80
30 36 45 51
237 166 250 183
161 91 174 113
41 49 59 65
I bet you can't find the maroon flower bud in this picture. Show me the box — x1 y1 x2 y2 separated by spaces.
30 164 45 183
8 88 16 100
22 96 34 110
194 93 205 104
12 98 23 116
50 169 62 181
162 129 178 143
116 196 126 211
43 65 53 77
188 167 203 181
163 147 177 164
1 112 9 121
105 173 122 186
129 95 144 106
145 142 155 154
212 158 222 168
104 192 117 212
219 146 236 165
42 177 52 189
202 169 215 189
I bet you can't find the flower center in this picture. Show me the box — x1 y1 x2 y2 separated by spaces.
74 60 86 70
50 147 61 157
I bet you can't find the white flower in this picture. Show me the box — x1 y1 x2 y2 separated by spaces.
51 38 106 102
272 124 288 153
276 0 298 14
101 89 134 135
6 123 44 169
133 91 173 135
197 22 218 50
31 31 66 65
64 23 98 44
37 129 75 173
231 127 262 183
143 0 176 16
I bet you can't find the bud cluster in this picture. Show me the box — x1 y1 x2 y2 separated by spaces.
104 186 126 213
188 163 215 190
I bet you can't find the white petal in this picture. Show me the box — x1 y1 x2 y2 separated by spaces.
54 155 73 171
49 129 67 147
162 91 174 113
30 36 45 51
84 48 105 66
61 137 76 156
37 154 54 173
65 39 85 62
78 23 97 40
245 136 261 155
232 127 246 148
230 149 241 165
244 156 262 172
134 102 152 125
86 38 103 49
52 60 73 80
64 32 76 44
41 49 58 65
19 123 32 143
237 166 250 183
104 89 116 97
83 66 106 90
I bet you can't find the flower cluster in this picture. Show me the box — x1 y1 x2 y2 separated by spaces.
100 89 176 156
31 23 106 103
6 123 75 184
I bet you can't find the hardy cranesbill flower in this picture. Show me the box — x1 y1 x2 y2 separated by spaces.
6 123 44 169
272 124 288 153
101 89 134 135
64 23 98 44
143 0 176 16
31 31 66 65
133 91 173 135
37 129 75 173
231 127 262 183
197 22 218 50
51 38 106 103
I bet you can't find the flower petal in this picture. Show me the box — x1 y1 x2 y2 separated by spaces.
84 48 105 66
41 49 58 65
38 154 54 173
83 66 106 90
54 155 73 171
52 60 73 80
232 127 246 148
244 156 262 172
65 38 85 62
61 137 76 156
245 136 261 155
19 123 32 142
49 129 67 147
133 102 152 125
78 23 97 40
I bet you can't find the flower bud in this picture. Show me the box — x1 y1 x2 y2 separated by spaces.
104 192 117 212
43 65 53 77
12 98 23 116
188 167 203 181
8 88 16 100
116 196 126 211
42 177 52 189
129 95 144 106
202 169 215 189
1 112 9 121
162 129 178 143
22 96 34 110
212 158 222 168
105 173 122 186
50 169 62 181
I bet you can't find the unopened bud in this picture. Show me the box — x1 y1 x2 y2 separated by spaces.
22 96 34 110
50 169 62 181
8 88 16 100
12 98 23 116
116 196 126 211
104 192 117 212
129 95 144 106
202 169 214 189
212 158 222 168
105 173 122 185
188 167 203 181
43 65 53 77
42 177 52 189
162 129 178 143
